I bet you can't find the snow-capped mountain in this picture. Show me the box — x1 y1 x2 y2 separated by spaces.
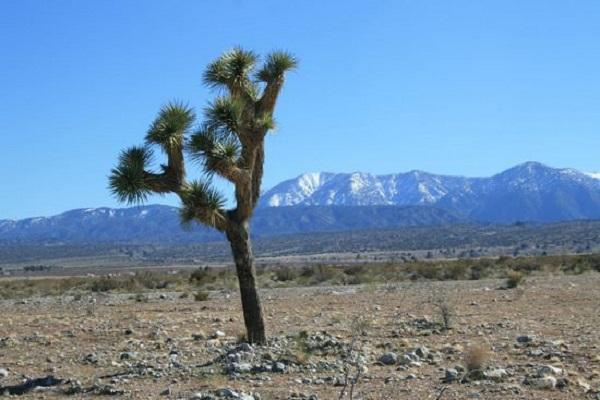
262 171 479 207
1 162 599 245
260 162 600 222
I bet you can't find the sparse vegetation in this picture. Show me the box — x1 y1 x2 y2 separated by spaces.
338 316 371 400
1 253 599 300
193 290 210 302
464 344 491 379
431 295 455 331
0 271 598 399
506 270 525 288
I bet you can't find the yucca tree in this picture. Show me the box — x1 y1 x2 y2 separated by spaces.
109 48 297 344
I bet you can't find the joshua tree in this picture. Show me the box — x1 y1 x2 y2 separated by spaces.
109 48 297 344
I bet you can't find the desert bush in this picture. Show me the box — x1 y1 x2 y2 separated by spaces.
415 263 441 280
189 267 217 286
133 293 148 303
344 264 367 276
445 262 470 280
505 270 524 288
310 265 344 284
431 295 454 330
350 315 372 336
134 271 174 289
273 266 299 282
338 316 370 400
288 330 312 364
194 290 210 301
464 344 490 378
91 276 125 292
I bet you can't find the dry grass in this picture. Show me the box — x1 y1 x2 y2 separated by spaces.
193 290 210 301
464 344 491 378
506 270 525 288
1 253 599 300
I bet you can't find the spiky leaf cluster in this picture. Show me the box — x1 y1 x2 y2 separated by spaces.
146 103 195 153
109 146 153 204
204 96 245 135
188 126 241 178
256 51 299 83
179 180 227 228
203 47 259 98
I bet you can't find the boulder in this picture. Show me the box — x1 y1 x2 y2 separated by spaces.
378 352 398 365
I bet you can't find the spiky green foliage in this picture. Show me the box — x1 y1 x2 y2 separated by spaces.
205 96 245 134
256 51 298 83
179 180 227 228
146 102 195 153
188 126 241 179
109 146 154 204
203 47 259 98
254 113 276 132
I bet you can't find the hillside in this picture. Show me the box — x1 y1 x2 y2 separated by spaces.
0 205 466 245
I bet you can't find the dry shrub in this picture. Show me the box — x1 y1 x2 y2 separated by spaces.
273 266 299 282
431 294 455 330
133 292 148 303
464 344 490 377
506 270 525 288
310 265 344 284
189 267 218 286
193 290 210 301
446 262 470 280
91 276 125 292
416 263 441 280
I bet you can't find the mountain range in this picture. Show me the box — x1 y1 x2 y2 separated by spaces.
0 205 466 245
1 162 599 245
260 162 600 222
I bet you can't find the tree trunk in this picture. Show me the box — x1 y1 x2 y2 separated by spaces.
226 220 267 344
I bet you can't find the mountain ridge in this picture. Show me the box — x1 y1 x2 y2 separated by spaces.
1 162 599 245
0 204 467 245
260 162 600 222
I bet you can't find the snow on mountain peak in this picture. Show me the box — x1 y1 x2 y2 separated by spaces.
585 171 600 180
298 172 325 193
259 163 600 219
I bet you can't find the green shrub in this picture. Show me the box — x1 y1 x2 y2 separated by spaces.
134 293 148 303
90 276 124 292
506 270 525 288
194 290 210 301
189 267 217 286
273 266 299 282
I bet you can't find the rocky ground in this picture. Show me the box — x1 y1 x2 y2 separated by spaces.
0 273 599 399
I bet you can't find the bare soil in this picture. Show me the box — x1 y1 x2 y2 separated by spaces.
0 273 599 399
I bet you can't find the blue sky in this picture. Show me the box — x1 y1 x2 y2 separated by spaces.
1 0 599 219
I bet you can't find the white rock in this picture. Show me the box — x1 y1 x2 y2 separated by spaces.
484 368 508 381
537 365 563 377
0 368 8 378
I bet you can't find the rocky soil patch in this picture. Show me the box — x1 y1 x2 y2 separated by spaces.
0 274 599 399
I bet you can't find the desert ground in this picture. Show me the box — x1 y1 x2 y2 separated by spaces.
1 272 599 399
